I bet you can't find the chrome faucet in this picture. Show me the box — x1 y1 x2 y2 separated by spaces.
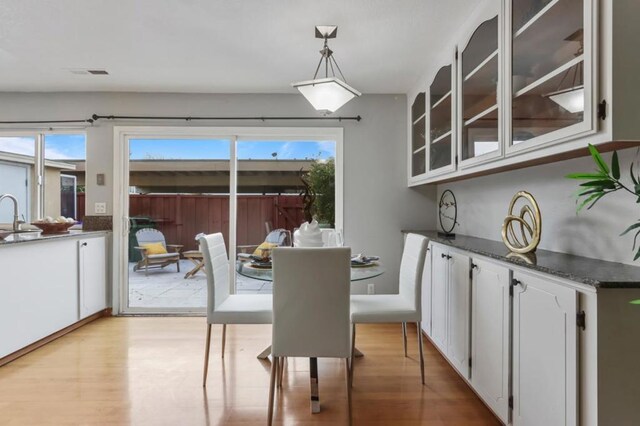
0 194 24 231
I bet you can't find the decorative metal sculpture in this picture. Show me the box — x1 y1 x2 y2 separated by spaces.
438 189 459 237
501 191 542 254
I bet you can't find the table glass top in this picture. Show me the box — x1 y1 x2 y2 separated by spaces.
236 260 385 282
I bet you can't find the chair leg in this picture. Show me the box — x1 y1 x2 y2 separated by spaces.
203 324 212 387
176 259 180 272
402 322 408 357
268 357 279 426
145 258 149 276
417 322 425 385
350 324 356 388
221 324 226 359
345 358 352 423
278 357 285 388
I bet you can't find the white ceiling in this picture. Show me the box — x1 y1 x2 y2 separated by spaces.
0 0 475 94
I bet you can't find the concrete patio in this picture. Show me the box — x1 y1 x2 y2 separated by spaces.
128 259 271 309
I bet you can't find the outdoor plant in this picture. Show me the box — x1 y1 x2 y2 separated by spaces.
307 159 335 227
567 144 640 260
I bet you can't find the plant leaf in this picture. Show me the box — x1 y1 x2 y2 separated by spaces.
579 180 616 189
578 188 602 197
586 193 606 210
577 193 602 212
631 162 639 186
589 144 609 175
634 248 640 261
565 172 607 180
611 151 620 180
633 229 640 251
621 221 640 236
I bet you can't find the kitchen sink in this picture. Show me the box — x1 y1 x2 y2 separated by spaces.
0 230 42 241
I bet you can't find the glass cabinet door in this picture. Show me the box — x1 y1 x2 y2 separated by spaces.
411 92 426 177
460 15 501 164
429 65 454 172
511 0 589 146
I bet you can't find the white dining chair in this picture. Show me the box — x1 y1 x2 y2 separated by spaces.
350 233 428 384
268 247 352 425
199 233 273 387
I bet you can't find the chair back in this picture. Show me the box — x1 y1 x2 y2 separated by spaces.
136 228 167 248
199 233 230 318
271 247 351 358
398 234 428 314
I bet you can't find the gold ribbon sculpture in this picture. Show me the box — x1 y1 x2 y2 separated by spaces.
501 191 541 254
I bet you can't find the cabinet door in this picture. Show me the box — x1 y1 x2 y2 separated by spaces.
512 271 577 426
78 237 107 319
430 244 449 351
447 251 471 378
508 0 595 152
471 258 510 423
410 92 427 178
427 55 456 176
458 0 502 168
420 244 433 336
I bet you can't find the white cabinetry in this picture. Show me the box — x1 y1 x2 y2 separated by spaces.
420 244 433 335
471 258 510 423
447 251 471 378
78 237 107 319
512 270 577 426
428 244 471 378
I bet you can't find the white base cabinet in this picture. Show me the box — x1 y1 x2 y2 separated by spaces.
471 258 511 424
0 233 108 359
512 271 577 426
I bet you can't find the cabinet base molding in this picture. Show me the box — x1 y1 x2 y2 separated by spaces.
0 308 112 367
421 330 505 425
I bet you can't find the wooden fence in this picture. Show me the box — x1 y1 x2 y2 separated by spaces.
77 193 305 251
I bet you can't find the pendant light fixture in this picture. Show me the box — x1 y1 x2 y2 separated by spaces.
292 26 361 114
545 30 584 114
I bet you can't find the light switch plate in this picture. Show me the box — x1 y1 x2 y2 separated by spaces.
94 202 107 214
367 283 375 295
96 173 105 186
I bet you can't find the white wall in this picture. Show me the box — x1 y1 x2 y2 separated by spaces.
0 92 437 294
437 147 639 265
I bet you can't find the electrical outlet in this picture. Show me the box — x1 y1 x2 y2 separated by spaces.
367 283 375 295
94 202 107 214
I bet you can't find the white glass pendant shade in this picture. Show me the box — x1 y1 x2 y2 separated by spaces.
292 77 361 113
548 86 584 113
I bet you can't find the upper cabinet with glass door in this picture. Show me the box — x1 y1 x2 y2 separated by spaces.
429 61 456 175
410 92 427 178
509 0 594 151
459 2 502 168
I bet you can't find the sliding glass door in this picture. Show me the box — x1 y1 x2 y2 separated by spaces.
115 128 342 314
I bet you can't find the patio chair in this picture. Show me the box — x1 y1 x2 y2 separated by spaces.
237 228 292 257
133 228 183 276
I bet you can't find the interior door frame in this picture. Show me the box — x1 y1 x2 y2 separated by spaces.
112 126 344 315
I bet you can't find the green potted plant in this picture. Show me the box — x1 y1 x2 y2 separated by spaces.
567 144 640 260
306 159 336 228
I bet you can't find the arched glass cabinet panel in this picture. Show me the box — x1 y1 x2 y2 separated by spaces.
411 92 426 177
511 0 587 145
460 15 500 163
429 64 454 171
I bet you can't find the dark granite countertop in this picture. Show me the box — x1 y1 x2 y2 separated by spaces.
0 230 110 247
403 230 640 289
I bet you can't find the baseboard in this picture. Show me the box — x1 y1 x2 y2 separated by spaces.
0 308 112 367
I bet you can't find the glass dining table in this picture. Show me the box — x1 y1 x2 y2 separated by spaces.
236 259 385 414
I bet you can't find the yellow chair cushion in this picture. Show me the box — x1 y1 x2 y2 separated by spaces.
142 242 168 255
253 242 278 257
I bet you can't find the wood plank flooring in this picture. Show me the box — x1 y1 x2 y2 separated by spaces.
0 318 500 425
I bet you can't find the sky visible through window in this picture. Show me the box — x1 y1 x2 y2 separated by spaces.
0 135 335 161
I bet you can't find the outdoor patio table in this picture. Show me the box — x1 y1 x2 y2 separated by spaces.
236 259 385 414
182 250 205 279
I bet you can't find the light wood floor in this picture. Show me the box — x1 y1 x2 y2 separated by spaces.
0 318 500 425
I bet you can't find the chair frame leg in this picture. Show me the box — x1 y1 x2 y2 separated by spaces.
221 324 227 358
402 322 408 357
346 358 352 423
417 322 425 385
268 357 279 425
278 357 285 388
350 324 356 388
203 324 212 387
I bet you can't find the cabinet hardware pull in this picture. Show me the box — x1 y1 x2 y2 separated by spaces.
81 242 88 247
441 253 447 259
471 263 478 269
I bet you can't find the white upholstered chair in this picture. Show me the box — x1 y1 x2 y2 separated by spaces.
350 233 428 384
268 247 352 425
200 233 272 387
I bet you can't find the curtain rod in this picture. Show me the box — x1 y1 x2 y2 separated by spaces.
91 114 362 122
0 114 362 125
